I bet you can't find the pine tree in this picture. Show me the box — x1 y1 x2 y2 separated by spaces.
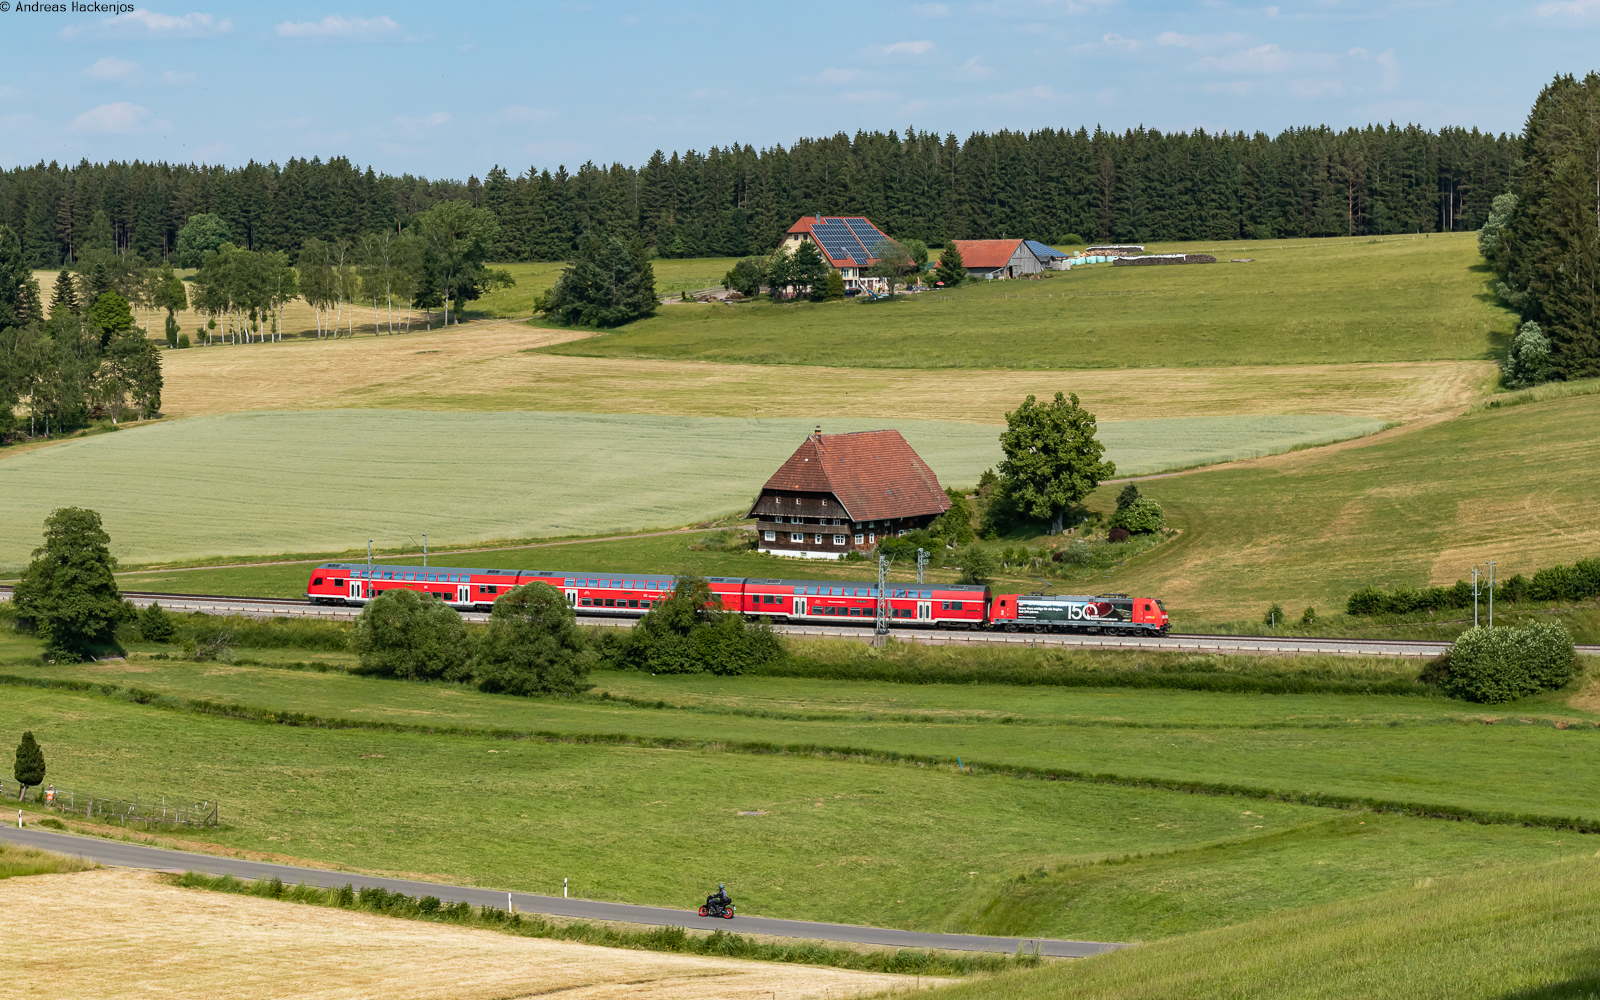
12 507 125 661
0 225 43 330
934 242 965 285
13 732 45 800
83 209 114 253
48 270 78 319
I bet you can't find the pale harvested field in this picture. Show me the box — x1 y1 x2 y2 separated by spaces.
151 319 1491 425
3 869 939 1000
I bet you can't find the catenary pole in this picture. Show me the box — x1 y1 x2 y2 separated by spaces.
1488 560 1496 628
1472 566 1480 628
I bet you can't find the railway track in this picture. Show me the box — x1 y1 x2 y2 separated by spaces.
10 585 1584 659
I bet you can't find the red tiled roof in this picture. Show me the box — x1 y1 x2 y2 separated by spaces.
787 216 821 234
749 430 951 522
951 239 1025 269
784 215 889 268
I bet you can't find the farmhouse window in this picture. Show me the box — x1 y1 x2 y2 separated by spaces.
854 534 864 544
814 534 823 544
868 534 875 544
764 531 775 541
791 533 804 543
833 535 846 545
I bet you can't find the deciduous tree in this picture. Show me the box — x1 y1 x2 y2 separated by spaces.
174 213 231 268
998 392 1115 533
12 507 126 661
352 588 472 680
468 582 592 695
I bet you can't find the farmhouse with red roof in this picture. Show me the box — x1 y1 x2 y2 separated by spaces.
747 428 952 559
778 214 896 291
949 239 1045 279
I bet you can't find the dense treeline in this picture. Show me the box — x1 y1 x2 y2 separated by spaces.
1482 72 1600 380
0 123 1514 267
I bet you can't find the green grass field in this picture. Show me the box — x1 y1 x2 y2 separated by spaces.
938 854 1600 999
0 409 1384 572
2 643 1591 944
544 234 1511 369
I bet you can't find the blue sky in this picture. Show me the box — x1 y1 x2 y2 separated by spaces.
0 1 1594 179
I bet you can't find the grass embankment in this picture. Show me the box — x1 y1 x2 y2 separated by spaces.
546 234 1509 369
1090 391 1600 617
0 841 97 879
937 855 1600 999
174 870 1026 977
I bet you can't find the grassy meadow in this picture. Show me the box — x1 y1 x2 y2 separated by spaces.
4 617 1597 944
0 409 1386 572
937 854 1600 999
546 234 1512 369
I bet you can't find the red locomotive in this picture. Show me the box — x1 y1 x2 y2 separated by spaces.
305 564 1168 635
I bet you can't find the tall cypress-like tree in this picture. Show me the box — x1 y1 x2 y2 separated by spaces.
13 732 45 800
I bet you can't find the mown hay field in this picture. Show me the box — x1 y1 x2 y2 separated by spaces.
546 233 1513 369
4 869 926 1000
147 318 1490 424
1101 391 1600 615
0 409 1382 569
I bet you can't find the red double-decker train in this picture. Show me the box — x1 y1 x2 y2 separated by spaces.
304 563 1169 635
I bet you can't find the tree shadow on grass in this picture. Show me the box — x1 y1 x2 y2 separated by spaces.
1498 964 1600 999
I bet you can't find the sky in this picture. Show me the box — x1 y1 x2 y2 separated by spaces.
0 0 1595 180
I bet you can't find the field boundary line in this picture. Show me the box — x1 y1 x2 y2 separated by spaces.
8 673 1600 837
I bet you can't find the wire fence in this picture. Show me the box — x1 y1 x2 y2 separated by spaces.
11 783 219 829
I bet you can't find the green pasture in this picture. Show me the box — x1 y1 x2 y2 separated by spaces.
17 639 1600 827
544 234 1511 369
0 654 1587 943
0 409 1382 572
1099 390 1600 616
941 854 1600 999
0 683 1339 936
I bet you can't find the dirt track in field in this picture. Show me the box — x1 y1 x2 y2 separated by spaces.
4 869 943 1000
156 318 1490 424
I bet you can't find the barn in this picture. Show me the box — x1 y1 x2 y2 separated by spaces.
747 428 952 560
949 239 1044 279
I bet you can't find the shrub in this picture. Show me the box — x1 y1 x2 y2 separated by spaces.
137 602 177 643
1301 606 1317 625
1440 622 1577 704
611 576 782 676
351 589 471 681
1109 496 1164 534
1058 233 1086 246
1503 320 1555 389
468 582 593 696
1263 603 1285 626
952 545 996 586
1107 527 1131 543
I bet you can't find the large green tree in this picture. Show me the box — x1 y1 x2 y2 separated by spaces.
933 242 966 287
542 232 657 326
175 213 232 268
866 239 917 296
613 575 782 676
351 588 472 680
1493 72 1600 378
788 240 831 298
469 582 592 695
12 507 126 660
414 200 502 327
997 392 1115 533
0 225 44 332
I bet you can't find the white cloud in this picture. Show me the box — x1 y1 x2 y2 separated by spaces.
86 56 141 81
394 111 450 135
1194 43 1311 74
498 105 556 123
161 70 197 85
1156 31 1251 51
276 15 401 40
954 56 993 80
1536 0 1600 15
881 40 935 55
1097 33 1142 51
69 101 161 134
62 9 232 39
0 86 23 100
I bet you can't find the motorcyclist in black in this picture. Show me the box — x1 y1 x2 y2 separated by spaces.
707 883 731 908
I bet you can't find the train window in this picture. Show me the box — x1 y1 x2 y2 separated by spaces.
581 598 593 606
952 601 963 611
611 580 621 588
628 600 640 608
941 601 950 610
849 608 862 616
603 599 615 607
312 577 323 586
823 607 835 615
383 571 394 580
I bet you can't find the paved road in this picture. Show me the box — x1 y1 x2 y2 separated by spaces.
0 825 1120 958
7 586 1552 659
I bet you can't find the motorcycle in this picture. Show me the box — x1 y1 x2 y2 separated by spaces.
698 897 735 919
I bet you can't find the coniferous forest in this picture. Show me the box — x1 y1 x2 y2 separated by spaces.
0 122 1516 267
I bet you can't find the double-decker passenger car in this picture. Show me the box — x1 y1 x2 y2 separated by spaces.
305 563 522 610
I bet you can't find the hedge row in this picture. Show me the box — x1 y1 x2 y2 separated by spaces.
173 872 1030 976
1347 557 1600 615
9 672 1600 835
